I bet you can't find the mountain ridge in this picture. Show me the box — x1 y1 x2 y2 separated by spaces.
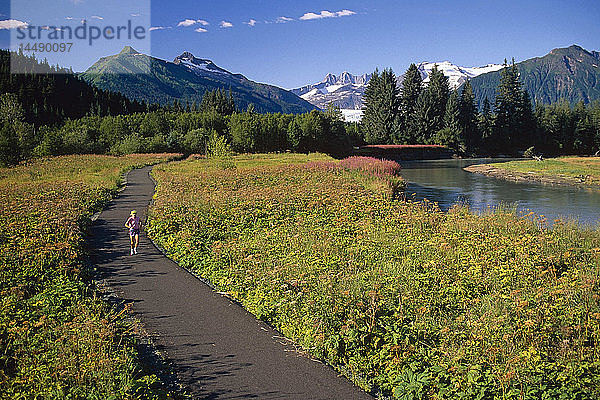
291 71 372 110
293 62 504 111
80 48 316 114
294 45 600 114
468 44 600 107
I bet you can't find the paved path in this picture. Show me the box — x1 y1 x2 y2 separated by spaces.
90 166 372 399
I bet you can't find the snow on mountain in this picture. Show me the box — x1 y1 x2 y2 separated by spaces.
173 51 232 76
293 61 505 121
291 72 372 111
416 61 505 88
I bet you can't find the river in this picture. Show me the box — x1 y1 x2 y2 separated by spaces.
399 158 600 227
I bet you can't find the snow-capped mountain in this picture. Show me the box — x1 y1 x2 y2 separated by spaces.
415 61 505 89
82 47 315 113
291 72 372 111
293 62 505 118
172 51 233 76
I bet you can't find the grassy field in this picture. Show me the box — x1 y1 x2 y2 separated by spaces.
0 154 181 399
148 153 600 399
493 157 600 186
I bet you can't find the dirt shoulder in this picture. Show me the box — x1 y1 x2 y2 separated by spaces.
464 163 600 189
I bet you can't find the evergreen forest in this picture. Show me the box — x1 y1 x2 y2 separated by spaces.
2 52 600 166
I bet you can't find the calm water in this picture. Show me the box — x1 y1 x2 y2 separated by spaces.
399 158 600 227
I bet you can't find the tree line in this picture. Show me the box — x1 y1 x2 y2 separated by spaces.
362 60 600 156
0 89 355 166
0 50 356 166
0 50 148 127
2 49 600 167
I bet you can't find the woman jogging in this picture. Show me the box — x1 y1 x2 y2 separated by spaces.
125 210 141 255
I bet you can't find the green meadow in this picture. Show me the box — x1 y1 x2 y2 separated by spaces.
148 153 600 399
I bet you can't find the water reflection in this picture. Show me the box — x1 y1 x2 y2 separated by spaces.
398 158 600 227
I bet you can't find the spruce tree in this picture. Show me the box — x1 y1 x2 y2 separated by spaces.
517 89 536 149
398 64 423 143
200 88 236 115
444 91 462 135
478 97 494 153
412 64 449 144
494 59 522 153
325 101 343 122
428 64 450 133
413 90 436 144
459 79 479 153
434 90 464 152
361 68 400 144
0 121 19 166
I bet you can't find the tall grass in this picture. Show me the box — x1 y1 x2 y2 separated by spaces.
0 154 180 399
148 154 600 399
495 156 600 185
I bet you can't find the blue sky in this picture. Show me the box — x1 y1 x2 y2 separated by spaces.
1 0 599 88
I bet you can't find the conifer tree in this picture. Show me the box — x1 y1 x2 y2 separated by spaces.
478 97 494 151
444 91 462 135
412 90 436 144
494 59 522 152
325 102 343 122
459 79 479 153
434 90 464 152
200 88 236 115
428 64 450 133
398 63 423 143
412 65 449 143
0 121 19 166
517 89 536 149
361 68 400 144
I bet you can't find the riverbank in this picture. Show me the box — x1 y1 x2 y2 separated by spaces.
464 157 600 189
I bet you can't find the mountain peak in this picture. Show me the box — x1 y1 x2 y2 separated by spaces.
119 46 139 55
468 44 600 108
172 52 234 77
81 48 315 114
322 73 338 85
550 44 589 56
173 51 204 64
178 51 195 58
173 52 218 67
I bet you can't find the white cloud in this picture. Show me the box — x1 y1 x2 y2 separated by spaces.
178 18 210 28
276 16 293 23
337 9 356 17
177 19 197 27
246 19 257 27
0 19 28 30
91 15 103 20
149 26 165 31
195 27 207 33
65 17 75 20
300 9 356 21
131 13 141 17
220 21 233 28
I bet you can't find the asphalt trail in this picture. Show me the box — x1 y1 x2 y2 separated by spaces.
90 166 373 399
